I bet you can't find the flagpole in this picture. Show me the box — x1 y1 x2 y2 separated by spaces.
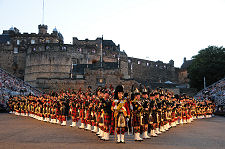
100 35 103 68
42 0 45 24
204 76 206 89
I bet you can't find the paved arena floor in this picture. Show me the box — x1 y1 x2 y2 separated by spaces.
0 113 225 149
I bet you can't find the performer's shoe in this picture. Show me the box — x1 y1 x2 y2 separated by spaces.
160 126 166 132
155 128 161 134
180 119 183 124
164 124 168 131
104 132 110 141
79 123 85 129
143 131 151 139
150 130 158 137
70 122 76 127
117 134 121 143
187 119 191 123
50 119 55 123
40 117 44 121
171 122 176 127
168 123 172 128
96 129 101 135
92 126 98 133
61 121 67 126
98 129 103 137
120 134 125 143
134 133 143 141
85 124 92 131
53 119 56 123
98 130 104 138
54 119 59 124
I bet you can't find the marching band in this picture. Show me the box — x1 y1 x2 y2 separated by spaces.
7 85 215 143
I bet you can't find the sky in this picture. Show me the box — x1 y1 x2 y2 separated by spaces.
1 0 225 67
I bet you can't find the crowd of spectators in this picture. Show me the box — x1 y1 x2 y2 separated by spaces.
0 68 42 108
195 77 225 106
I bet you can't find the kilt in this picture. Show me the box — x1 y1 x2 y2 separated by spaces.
142 113 149 124
133 113 141 126
97 112 103 124
171 112 175 119
79 109 84 119
62 115 66 121
71 109 77 116
86 110 91 120
151 112 157 123
104 114 111 126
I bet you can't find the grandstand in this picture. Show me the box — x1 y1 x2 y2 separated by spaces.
0 67 42 97
195 77 225 105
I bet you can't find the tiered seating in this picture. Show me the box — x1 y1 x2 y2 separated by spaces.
195 77 225 105
0 68 42 98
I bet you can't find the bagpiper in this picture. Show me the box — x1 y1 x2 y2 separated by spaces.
112 85 130 143
140 88 151 139
101 89 112 141
131 88 144 141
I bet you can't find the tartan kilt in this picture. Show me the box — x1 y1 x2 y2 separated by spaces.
91 112 96 122
171 112 175 119
104 114 111 126
86 111 91 120
97 112 102 124
79 109 84 118
152 113 157 123
72 109 77 117
133 114 141 126
142 113 149 124
62 116 66 121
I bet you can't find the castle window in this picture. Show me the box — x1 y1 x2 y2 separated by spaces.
62 46 67 50
156 64 158 67
147 63 149 66
7 41 10 45
138 61 141 64
128 59 131 63
14 47 18 54
78 48 82 53
31 40 35 44
17 40 20 45
92 49 96 53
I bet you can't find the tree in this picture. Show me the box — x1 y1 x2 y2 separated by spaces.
188 46 225 91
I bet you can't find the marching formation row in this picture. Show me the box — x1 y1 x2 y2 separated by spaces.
7 85 215 143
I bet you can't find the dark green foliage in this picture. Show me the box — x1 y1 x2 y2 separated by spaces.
188 46 225 91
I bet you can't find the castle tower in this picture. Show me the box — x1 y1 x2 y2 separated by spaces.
38 24 48 34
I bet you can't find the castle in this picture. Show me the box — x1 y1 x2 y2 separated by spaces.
0 25 189 92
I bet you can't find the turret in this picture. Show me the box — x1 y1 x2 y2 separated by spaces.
38 24 48 34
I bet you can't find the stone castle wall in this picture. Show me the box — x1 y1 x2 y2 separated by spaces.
0 45 26 79
120 57 179 85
